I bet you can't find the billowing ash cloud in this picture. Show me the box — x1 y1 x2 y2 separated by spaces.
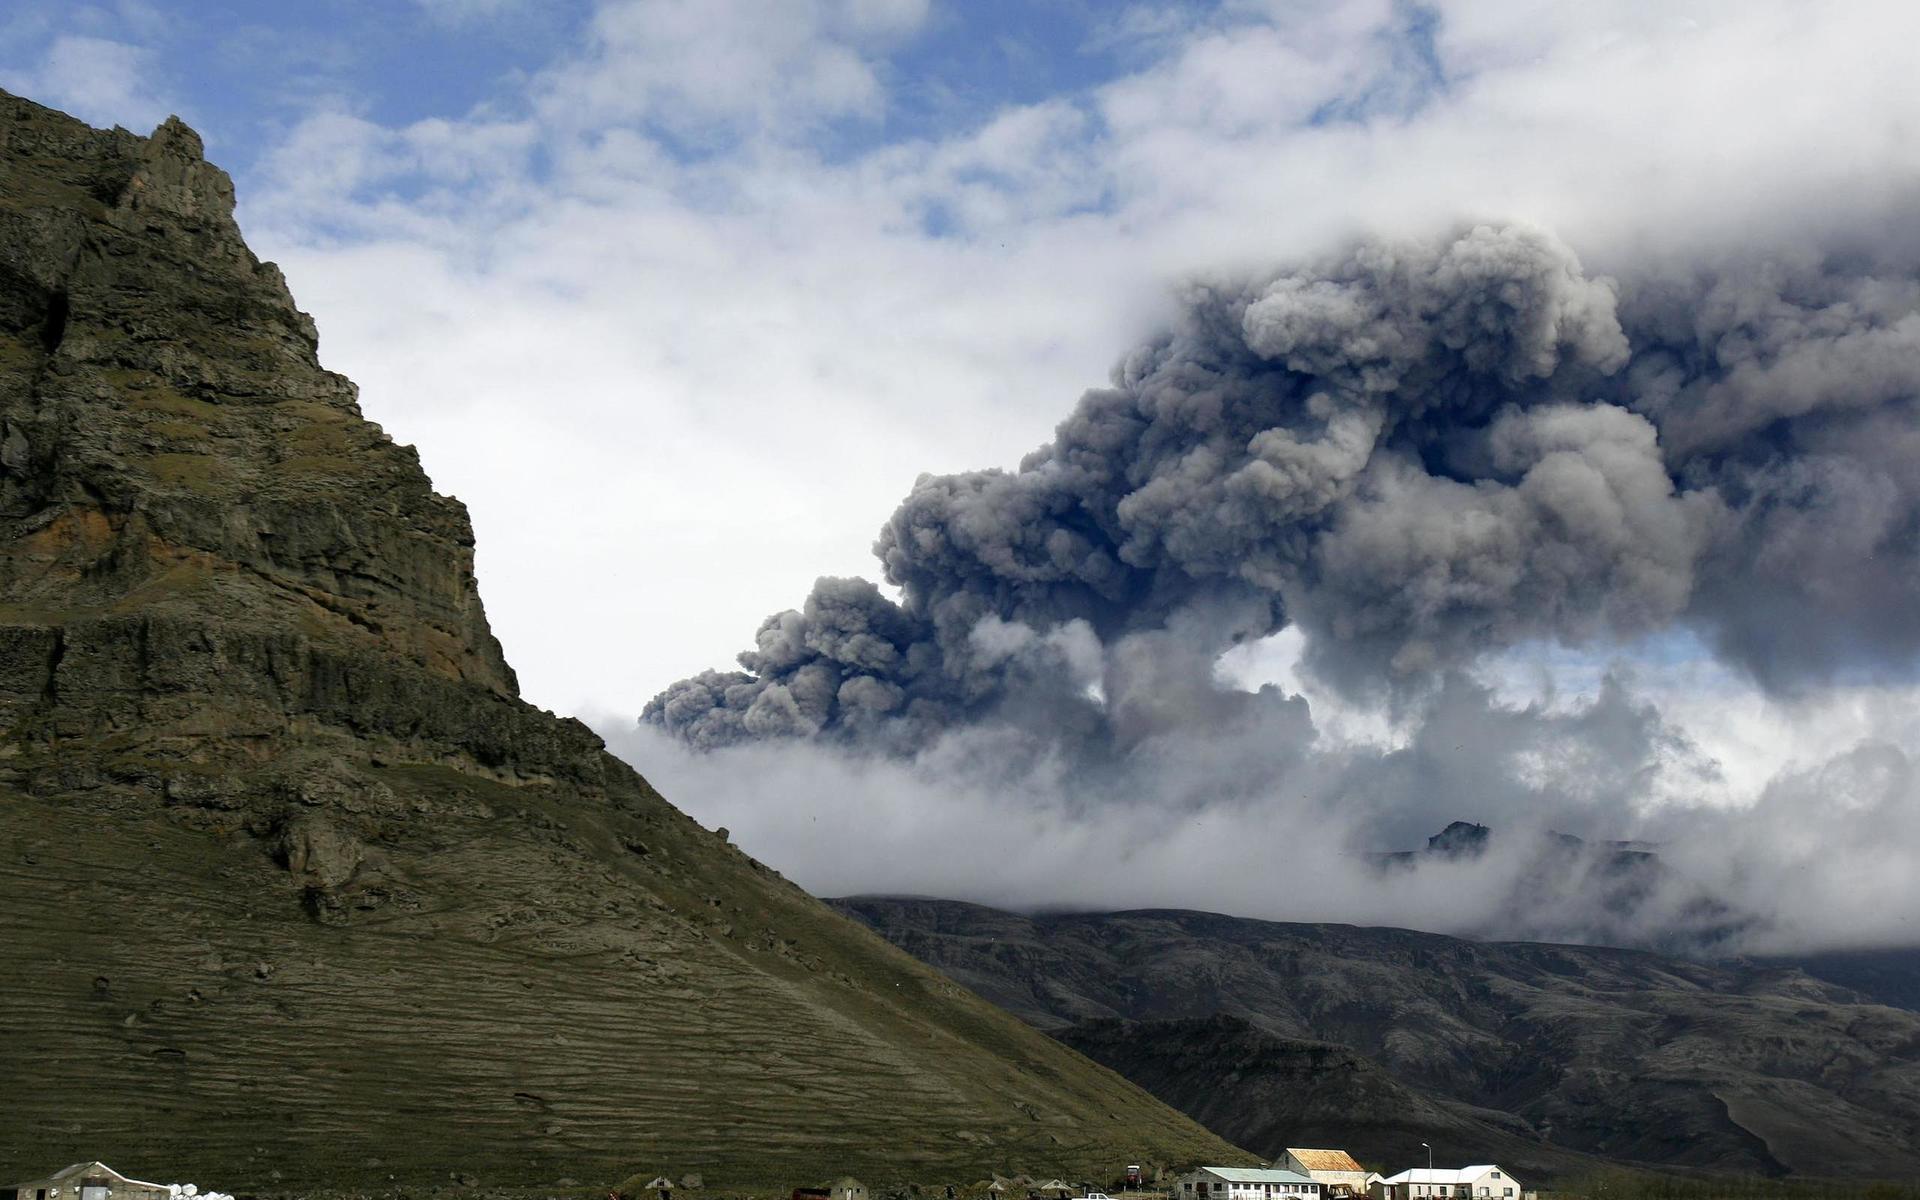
645 223 1920 751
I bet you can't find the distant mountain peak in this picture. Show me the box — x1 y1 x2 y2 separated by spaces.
1426 820 1491 856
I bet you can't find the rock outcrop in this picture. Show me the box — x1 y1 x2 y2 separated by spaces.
0 91 1247 1192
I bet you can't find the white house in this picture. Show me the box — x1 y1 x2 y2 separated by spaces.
1369 1166 1519 1200
3 1163 171 1200
1177 1167 1322 1200
1274 1150 1369 1196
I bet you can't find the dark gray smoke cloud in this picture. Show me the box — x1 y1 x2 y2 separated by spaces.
645 223 1920 751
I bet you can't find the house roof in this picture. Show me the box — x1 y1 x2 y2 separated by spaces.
1379 1168 1503 1185
1195 1169 1317 1186
1285 1151 1365 1175
18 1164 170 1191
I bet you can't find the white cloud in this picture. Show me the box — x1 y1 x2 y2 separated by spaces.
0 33 171 131
216 0 1920 948
595 645 1920 953
527 0 932 140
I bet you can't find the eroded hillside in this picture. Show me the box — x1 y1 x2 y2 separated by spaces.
834 898 1920 1179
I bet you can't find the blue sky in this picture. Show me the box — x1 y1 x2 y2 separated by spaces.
1 1 1462 212
2 0 581 163
5 1 1206 178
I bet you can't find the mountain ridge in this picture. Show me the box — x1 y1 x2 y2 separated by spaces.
830 895 1920 1180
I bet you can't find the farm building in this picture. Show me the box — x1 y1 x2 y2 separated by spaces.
4 1163 170 1200
1177 1167 1322 1200
1369 1166 1519 1200
829 1178 868 1200
1275 1151 1368 1196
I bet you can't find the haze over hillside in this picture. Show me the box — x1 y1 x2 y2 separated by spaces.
834 898 1920 1181
0 90 1243 1191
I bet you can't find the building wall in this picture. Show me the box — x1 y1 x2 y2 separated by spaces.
9 1167 169 1200
1365 1170 1519 1200
1460 1170 1519 1199
1278 1160 1368 1196
1177 1171 1321 1200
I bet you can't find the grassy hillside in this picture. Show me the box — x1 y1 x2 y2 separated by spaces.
0 763 1244 1189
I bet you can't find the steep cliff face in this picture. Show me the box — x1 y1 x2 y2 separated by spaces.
0 92 1248 1192
1 90 519 751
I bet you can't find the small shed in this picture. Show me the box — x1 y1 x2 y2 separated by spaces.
830 1179 869 1200
643 1177 675 1200
5 1164 171 1200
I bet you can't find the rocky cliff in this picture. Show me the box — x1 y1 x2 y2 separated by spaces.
0 91 1247 1192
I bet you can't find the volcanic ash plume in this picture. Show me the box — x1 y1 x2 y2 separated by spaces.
644 223 1920 754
